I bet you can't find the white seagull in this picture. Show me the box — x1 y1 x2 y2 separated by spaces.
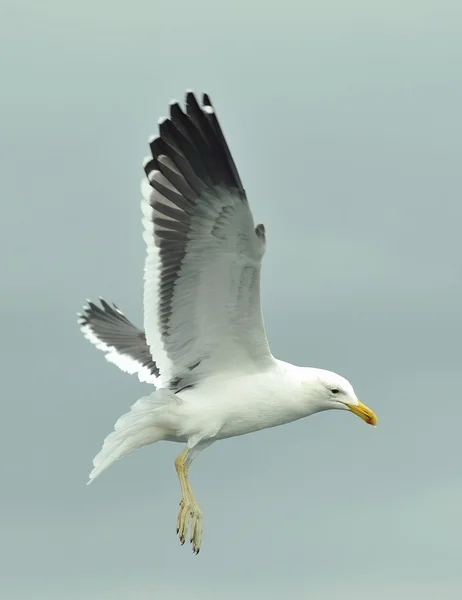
78 91 378 554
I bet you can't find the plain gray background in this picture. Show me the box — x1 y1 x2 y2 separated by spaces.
2 1 462 598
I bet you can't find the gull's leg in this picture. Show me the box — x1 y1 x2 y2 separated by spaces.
175 448 195 547
174 439 215 554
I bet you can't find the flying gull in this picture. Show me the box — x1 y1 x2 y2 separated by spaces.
78 91 378 554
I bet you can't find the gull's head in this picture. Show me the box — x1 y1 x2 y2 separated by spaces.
310 369 378 426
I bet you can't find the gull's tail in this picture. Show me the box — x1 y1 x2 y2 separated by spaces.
87 389 178 483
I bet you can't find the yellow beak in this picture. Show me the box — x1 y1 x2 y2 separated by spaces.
347 400 378 426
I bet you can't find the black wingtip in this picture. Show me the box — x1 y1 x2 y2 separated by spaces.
202 93 212 107
147 89 245 196
79 297 119 322
185 89 196 102
170 101 185 121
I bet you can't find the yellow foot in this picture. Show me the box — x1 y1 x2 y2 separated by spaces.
176 498 203 554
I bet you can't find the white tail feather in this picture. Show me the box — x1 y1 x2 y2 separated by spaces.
87 390 178 483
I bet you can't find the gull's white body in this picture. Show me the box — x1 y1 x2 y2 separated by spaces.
88 360 355 483
178 363 322 441
79 91 376 553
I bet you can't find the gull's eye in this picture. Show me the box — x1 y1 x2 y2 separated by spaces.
331 388 340 395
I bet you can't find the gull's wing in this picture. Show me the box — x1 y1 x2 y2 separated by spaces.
141 91 273 389
78 299 159 384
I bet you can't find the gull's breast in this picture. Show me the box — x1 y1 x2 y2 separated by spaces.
181 367 307 441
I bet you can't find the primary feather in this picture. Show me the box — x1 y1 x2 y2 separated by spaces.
141 92 272 390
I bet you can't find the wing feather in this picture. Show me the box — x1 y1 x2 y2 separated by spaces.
141 92 273 389
78 299 159 384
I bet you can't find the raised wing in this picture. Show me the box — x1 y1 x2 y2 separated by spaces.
141 92 273 389
78 299 159 384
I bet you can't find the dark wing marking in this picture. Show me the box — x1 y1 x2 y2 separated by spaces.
78 298 159 383
141 91 272 388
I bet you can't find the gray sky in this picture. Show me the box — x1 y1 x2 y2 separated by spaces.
2 0 462 598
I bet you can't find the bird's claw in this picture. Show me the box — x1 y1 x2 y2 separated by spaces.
176 499 202 554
